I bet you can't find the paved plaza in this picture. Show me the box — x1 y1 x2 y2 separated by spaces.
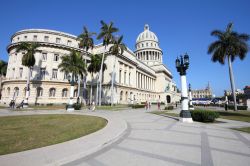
0 108 250 166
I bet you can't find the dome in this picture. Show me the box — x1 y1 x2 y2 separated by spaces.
136 24 159 43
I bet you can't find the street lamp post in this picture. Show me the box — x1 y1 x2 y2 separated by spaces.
175 53 193 123
189 83 194 110
67 73 78 112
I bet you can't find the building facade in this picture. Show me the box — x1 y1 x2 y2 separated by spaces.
192 83 213 99
1 25 181 105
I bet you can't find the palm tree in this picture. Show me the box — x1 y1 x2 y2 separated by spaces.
77 26 96 103
87 54 107 104
59 51 86 110
97 20 118 105
109 35 127 106
16 42 40 106
0 60 7 100
208 23 249 111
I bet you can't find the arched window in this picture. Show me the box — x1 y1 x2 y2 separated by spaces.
49 88 56 97
125 91 128 101
74 89 78 97
7 87 10 96
120 91 123 101
62 88 68 97
37 87 43 97
14 87 19 96
167 95 171 103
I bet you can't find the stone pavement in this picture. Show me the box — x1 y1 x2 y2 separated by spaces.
0 108 250 166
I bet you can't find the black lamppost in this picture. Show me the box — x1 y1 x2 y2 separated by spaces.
175 53 193 122
67 73 78 111
189 83 194 110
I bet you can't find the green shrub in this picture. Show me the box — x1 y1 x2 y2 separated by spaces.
165 106 174 110
132 104 145 109
65 103 82 110
191 110 219 122
46 103 53 106
227 105 248 110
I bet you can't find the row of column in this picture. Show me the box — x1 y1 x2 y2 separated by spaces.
136 71 155 91
136 51 162 62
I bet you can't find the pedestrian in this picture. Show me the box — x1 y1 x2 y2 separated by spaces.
149 101 151 109
225 96 228 111
175 102 178 108
157 101 161 110
91 101 96 111
145 101 148 110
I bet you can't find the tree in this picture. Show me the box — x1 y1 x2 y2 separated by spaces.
97 20 118 105
59 51 86 107
109 35 127 106
87 54 107 104
0 60 7 99
208 23 249 111
16 42 40 106
77 26 96 103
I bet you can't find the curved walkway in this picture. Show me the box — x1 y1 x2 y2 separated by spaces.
0 108 250 166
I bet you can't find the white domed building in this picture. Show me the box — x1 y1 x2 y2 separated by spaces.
1 25 180 105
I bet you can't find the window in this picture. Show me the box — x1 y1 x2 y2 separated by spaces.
64 72 68 80
37 87 43 97
151 43 153 46
14 87 19 97
129 73 131 85
19 68 23 78
49 88 56 97
12 68 15 78
146 43 148 47
124 71 126 84
33 35 37 41
24 36 27 40
52 69 58 79
30 67 33 77
42 53 47 61
119 70 122 83
142 44 144 47
40 68 46 79
120 91 123 101
62 88 68 97
17 37 20 41
54 54 59 61
74 89 78 97
56 38 61 43
67 40 72 46
7 87 10 96
44 36 49 42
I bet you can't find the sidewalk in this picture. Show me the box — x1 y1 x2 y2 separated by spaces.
0 108 250 166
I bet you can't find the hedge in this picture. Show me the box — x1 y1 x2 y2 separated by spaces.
191 110 219 122
164 106 174 110
65 103 82 110
132 104 145 109
228 105 248 110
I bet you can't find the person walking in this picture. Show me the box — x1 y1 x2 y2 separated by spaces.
145 101 148 110
157 101 161 110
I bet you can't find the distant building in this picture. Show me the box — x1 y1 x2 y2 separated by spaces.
243 86 250 109
225 89 244 96
192 83 213 99
243 86 250 98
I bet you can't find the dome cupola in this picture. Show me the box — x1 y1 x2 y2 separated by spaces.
135 24 163 66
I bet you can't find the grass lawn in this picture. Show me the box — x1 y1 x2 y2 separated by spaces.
232 127 250 133
0 114 107 155
216 111 250 123
96 104 131 111
150 111 179 117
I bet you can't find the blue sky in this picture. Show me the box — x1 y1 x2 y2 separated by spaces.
0 0 249 96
